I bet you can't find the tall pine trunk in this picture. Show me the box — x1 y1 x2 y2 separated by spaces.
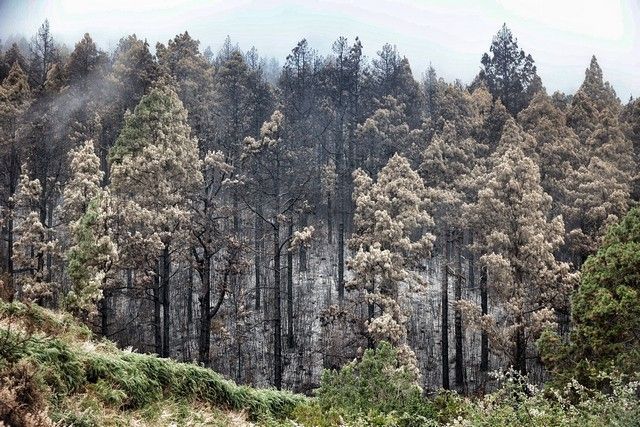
255 211 262 309
454 232 465 391
287 222 295 348
480 265 489 372
327 193 333 244
441 228 450 390
298 215 307 271
273 224 282 389
273 154 283 390
161 244 171 358
336 119 345 301
153 270 162 355
515 326 527 375
198 254 211 365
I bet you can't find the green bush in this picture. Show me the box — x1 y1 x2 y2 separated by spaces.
312 342 436 426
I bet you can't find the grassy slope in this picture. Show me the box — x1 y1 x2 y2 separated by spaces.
0 301 305 426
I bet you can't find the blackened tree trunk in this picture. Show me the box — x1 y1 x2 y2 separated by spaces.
441 228 450 390
336 116 345 301
161 244 171 358
185 266 193 360
327 193 333 244
454 232 465 391
514 326 527 375
480 265 489 372
273 153 283 390
198 253 212 365
338 222 345 300
273 223 282 389
367 279 375 349
153 270 162 355
298 215 307 272
100 291 109 337
255 211 262 309
287 221 295 348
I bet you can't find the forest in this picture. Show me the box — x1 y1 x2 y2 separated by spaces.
0 15 639 426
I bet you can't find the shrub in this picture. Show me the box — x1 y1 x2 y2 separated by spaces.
314 342 436 426
448 369 640 427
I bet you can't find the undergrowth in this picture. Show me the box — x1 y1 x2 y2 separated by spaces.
0 300 304 426
2 300 639 426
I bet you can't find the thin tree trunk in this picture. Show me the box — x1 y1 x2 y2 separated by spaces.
336 117 345 301
480 264 489 372
327 193 333 244
186 266 193 360
100 291 109 337
287 221 295 348
161 244 171 358
367 279 375 349
273 224 282 389
153 269 162 355
338 222 344 300
273 152 283 390
198 255 211 365
255 211 262 309
515 326 526 376
454 232 465 391
298 215 307 272
441 227 450 390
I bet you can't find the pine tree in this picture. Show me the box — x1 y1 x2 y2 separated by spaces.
480 24 539 115
421 121 480 390
348 154 435 375
517 91 582 206
368 44 423 126
66 33 108 90
463 123 576 375
355 95 418 174
540 208 640 385
11 172 57 303
28 20 59 89
110 81 203 357
0 61 31 278
621 98 640 198
567 56 621 144
62 140 116 322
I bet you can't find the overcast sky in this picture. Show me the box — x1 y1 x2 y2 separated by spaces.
1 0 638 99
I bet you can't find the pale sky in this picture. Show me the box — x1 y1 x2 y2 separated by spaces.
1 0 638 99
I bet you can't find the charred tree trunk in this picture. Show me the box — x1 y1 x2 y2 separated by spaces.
273 153 283 390
153 269 162 355
273 223 282 389
100 290 109 337
480 264 489 372
287 222 295 348
367 279 375 349
515 325 527 376
298 215 307 272
198 254 211 366
255 211 262 309
336 118 345 301
441 228 450 390
161 244 171 358
454 232 465 391
327 193 333 244
338 222 345 300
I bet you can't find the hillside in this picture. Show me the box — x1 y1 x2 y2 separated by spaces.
0 300 304 426
2 300 640 427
